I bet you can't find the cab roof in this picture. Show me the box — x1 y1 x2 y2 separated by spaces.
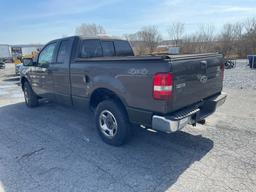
78 35 126 41
55 35 125 41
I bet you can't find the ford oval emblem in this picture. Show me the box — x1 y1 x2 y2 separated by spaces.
200 75 208 83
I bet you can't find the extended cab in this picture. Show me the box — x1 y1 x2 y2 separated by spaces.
20 36 227 146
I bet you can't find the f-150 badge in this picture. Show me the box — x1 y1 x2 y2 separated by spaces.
128 68 148 75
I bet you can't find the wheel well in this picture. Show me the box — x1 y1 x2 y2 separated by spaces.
90 88 127 112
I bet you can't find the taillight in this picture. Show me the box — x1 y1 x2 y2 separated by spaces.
220 63 224 80
153 73 173 100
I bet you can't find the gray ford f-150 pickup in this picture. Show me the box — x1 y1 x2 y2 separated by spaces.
20 36 227 146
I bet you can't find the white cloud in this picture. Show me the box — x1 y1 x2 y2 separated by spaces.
211 5 256 13
126 0 256 31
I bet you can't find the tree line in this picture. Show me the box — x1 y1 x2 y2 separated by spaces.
75 18 256 58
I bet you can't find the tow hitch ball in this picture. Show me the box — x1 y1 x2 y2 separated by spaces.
198 119 206 125
191 119 206 126
190 112 206 126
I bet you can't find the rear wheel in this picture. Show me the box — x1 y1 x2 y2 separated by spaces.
23 81 39 108
95 100 131 146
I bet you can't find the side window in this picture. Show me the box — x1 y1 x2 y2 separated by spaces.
101 41 115 57
114 40 134 56
80 40 102 58
57 40 69 63
38 43 57 66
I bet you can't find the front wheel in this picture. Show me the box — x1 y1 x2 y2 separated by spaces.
23 81 39 108
95 100 131 146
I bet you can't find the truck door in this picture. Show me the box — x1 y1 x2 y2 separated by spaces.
51 38 74 105
32 42 57 100
70 39 103 109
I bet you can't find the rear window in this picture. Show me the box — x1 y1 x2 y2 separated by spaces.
80 40 102 58
101 41 115 57
114 40 134 56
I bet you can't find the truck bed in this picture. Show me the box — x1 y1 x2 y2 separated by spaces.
75 53 221 62
165 53 221 61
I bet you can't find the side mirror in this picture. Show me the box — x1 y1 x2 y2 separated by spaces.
22 58 34 66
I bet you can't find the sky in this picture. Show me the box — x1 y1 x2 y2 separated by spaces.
0 0 256 44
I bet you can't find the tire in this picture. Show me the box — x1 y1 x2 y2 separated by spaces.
23 81 39 108
224 61 230 69
95 100 131 146
232 61 236 68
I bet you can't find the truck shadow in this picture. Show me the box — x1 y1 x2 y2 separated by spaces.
0 102 213 192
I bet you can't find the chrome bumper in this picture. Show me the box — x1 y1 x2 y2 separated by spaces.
152 93 227 133
152 115 191 133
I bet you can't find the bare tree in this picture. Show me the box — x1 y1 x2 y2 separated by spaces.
244 18 256 55
124 33 139 45
128 17 256 57
75 23 106 37
181 34 197 54
167 22 185 46
181 24 216 54
220 23 234 56
137 26 162 54
219 22 245 57
233 22 244 39
233 22 245 57
244 18 256 33
198 24 215 41
124 33 144 55
195 24 216 53
124 26 162 55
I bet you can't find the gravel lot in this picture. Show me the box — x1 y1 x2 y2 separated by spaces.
0 62 255 192
224 60 256 90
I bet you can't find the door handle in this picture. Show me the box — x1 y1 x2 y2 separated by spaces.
200 60 208 73
83 75 89 83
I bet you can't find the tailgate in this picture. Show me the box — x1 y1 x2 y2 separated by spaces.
167 54 224 112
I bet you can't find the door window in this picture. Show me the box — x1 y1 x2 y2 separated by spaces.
57 40 69 64
38 43 57 67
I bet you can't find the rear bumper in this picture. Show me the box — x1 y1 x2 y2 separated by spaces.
152 93 227 133
152 115 192 133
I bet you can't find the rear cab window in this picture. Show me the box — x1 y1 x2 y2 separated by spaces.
101 41 115 57
79 39 134 58
80 39 102 58
114 40 134 56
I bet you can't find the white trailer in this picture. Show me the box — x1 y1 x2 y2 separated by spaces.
22 46 40 56
168 47 180 54
0 44 11 59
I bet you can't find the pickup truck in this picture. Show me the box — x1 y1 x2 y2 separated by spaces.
20 36 227 146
